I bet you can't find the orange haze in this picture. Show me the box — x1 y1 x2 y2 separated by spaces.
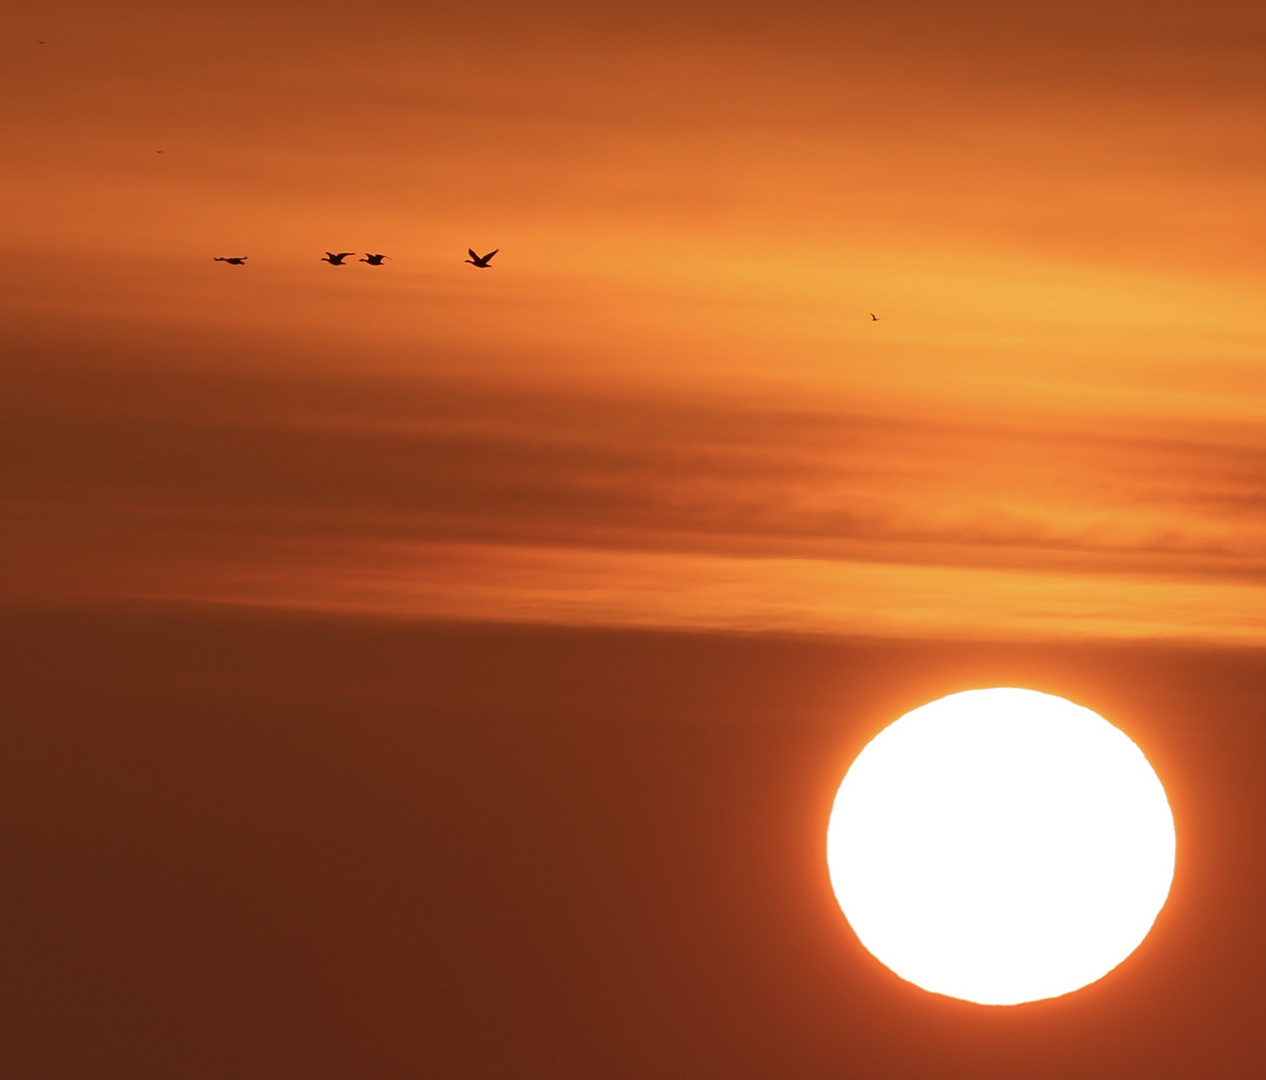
5 5 1266 1078
4 0 1266 643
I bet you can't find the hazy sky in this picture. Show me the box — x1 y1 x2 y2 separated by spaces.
5 0 1266 643
4 6 1266 1077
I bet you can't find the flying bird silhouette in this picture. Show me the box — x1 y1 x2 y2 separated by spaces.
465 248 498 268
869 313 880 321
213 256 248 265
322 252 355 265
360 253 390 265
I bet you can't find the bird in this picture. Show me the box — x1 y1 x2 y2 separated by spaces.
360 253 390 266
869 312 880 321
465 248 498 268
322 252 355 265
213 256 248 265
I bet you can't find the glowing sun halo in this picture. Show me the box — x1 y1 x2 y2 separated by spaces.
826 688 1176 1006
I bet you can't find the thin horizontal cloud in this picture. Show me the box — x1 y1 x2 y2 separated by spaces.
2 354 1264 643
85 540 1266 647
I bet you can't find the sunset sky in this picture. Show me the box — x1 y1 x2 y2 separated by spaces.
3 1 1266 1077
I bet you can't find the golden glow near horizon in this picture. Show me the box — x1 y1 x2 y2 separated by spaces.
826 689 1176 1006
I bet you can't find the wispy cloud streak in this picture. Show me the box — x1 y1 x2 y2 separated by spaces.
3 355 1264 642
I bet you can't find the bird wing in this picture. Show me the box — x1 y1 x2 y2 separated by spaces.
468 249 479 260
337 253 355 259
483 249 498 261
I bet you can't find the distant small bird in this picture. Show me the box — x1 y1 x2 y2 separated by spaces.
465 248 498 268
213 256 248 265
360 253 390 266
869 313 880 321
322 252 355 265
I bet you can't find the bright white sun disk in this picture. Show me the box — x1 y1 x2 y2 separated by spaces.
826 688 1175 1005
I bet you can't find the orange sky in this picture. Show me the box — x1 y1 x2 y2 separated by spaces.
6 5 1266 1077
4 0 1266 642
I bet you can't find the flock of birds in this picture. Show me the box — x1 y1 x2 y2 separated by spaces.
213 248 881 318
213 249 499 268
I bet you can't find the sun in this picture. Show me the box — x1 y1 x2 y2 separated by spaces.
825 688 1176 1006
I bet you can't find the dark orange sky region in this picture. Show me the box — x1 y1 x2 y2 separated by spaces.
2 1 1265 1078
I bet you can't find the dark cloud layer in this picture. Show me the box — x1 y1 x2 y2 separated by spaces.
3 350 1264 601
